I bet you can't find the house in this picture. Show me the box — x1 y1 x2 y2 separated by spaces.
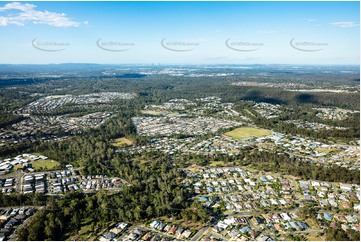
311 181 320 187
319 199 329 207
247 230 257 239
216 221 228 230
279 199 287 205
334 215 347 223
340 201 351 209
228 229 241 239
297 222 309 230
109 227 122 235
130 229 143 240
328 199 338 207
0 229 11 237
257 235 271 241
254 217 264 225
149 220 160 229
270 199 278 205
345 215 358 223
340 184 352 193
198 197 208 202
274 224 283 232
14 214 26 222
261 214 272 223
4 218 18 229
289 222 300 230
354 204 360 211
341 224 350 231
157 222 166 231
117 222 128 230
175 227 184 236
280 213 291 221
151 235 161 241
317 192 326 198
181 229 192 239
164 224 172 233
281 222 291 230
260 200 270 207
99 232 116 241
299 182 309 190
351 224 360 231
271 214 281 223
168 225 177 234
236 217 248 225
141 232 152 241
224 217 236 225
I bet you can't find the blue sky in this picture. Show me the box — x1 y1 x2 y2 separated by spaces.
0 1 359 65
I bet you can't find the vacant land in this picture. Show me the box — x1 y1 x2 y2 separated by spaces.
159 216 206 232
141 109 179 117
316 147 341 155
140 110 163 116
224 127 272 139
32 159 61 171
112 137 133 147
209 161 226 167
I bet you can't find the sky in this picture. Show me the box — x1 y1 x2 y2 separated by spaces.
0 1 359 65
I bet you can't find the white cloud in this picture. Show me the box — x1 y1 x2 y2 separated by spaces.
331 22 359 28
0 2 81 27
0 2 36 12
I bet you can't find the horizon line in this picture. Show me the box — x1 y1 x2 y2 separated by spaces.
0 63 359 66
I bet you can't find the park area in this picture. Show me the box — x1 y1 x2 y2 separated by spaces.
112 137 133 147
32 159 60 171
224 127 272 139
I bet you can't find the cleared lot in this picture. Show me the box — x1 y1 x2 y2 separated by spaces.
224 127 272 139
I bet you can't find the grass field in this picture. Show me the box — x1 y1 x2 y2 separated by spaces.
315 147 341 155
32 159 60 171
305 234 325 241
209 161 225 167
140 109 179 117
244 109 256 118
224 127 272 139
112 137 133 147
159 216 205 232
187 164 204 173
140 110 163 115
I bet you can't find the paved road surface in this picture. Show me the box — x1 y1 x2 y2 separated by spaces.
191 226 209 241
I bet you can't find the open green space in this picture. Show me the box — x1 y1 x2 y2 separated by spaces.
140 110 163 115
209 161 225 167
315 147 341 155
32 159 61 171
224 127 272 139
140 109 179 117
112 137 133 147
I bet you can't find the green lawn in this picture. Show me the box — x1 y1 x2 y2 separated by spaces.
140 110 163 115
32 159 61 171
224 127 272 139
315 147 341 155
112 137 133 147
209 161 225 167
